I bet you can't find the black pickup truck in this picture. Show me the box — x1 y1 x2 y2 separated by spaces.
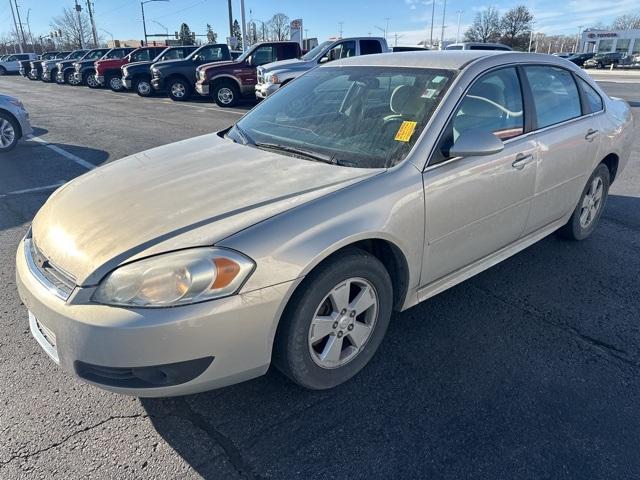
122 46 198 97
58 48 109 85
150 43 232 101
73 48 133 87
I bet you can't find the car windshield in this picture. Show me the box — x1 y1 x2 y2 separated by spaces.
229 66 454 169
301 41 333 61
155 48 190 61
83 50 106 60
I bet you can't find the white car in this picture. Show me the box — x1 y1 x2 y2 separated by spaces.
0 53 38 75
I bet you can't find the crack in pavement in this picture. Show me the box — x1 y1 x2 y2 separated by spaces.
172 397 260 480
471 284 638 368
0 413 148 467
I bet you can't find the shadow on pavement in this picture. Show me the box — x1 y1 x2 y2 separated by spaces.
141 194 640 480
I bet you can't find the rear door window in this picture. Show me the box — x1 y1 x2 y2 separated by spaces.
576 77 604 113
281 43 300 60
360 40 383 55
524 66 581 129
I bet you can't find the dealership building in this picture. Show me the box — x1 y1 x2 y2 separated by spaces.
579 29 640 55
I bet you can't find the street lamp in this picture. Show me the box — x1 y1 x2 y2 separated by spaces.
152 20 168 36
100 28 114 45
141 0 169 46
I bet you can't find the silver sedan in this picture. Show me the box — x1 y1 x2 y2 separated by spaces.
16 51 634 396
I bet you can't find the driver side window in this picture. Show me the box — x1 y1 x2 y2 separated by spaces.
325 41 357 62
434 67 524 164
251 46 276 66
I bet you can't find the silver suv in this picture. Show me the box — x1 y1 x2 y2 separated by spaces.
0 53 38 75
255 37 389 99
0 93 32 151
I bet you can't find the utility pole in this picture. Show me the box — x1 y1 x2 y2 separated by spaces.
86 0 98 47
574 26 583 53
26 8 35 52
75 0 85 49
227 0 233 42
429 0 436 47
385 17 390 40
240 0 247 52
9 0 23 53
439 0 447 49
13 0 27 52
455 10 463 43
339 22 344 38
528 21 535 52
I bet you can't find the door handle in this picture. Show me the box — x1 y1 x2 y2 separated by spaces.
512 153 534 170
585 129 599 141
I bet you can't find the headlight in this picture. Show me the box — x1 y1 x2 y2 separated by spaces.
198 69 205 81
268 73 280 84
92 248 255 308
122 67 129 77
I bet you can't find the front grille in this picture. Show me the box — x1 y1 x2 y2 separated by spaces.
28 239 76 299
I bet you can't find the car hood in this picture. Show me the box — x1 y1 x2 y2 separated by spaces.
199 59 239 72
32 133 380 285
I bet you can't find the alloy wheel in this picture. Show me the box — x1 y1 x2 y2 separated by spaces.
308 277 378 369
0 119 16 149
137 81 151 95
579 176 604 229
109 77 123 90
86 74 98 87
217 87 234 105
171 82 186 98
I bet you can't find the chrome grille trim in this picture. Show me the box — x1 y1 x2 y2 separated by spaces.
24 238 75 301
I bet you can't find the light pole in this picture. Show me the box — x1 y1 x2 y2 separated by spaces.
141 0 169 46
26 8 34 51
455 10 463 43
429 0 436 47
240 0 247 51
74 0 85 49
439 0 447 49
574 26 583 53
528 21 535 52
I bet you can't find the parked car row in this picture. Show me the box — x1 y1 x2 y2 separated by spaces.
10 37 422 107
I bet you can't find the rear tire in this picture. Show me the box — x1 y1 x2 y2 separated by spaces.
0 112 19 152
0 66 6 76
558 163 610 241
212 79 240 107
273 248 393 390
134 77 153 97
168 78 191 101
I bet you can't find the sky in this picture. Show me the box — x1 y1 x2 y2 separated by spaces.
1 0 638 47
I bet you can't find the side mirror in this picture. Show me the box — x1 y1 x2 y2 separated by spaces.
246 55 253 66
449 130 504 158
319 55 330 64
192 54 202 62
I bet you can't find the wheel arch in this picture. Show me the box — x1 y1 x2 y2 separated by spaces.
210 74 242 90
600 153 619 183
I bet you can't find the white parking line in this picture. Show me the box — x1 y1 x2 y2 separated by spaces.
160 100 246 115
0 181 65 199
27 135 95 170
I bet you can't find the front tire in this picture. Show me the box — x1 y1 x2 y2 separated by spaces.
273 248 393 390
558 163 610 241
85 71 100 88
107 74 124 92
64 70 76 85
212 80 240 107
168 78 191 101
134 77 153 97
0 112 19 152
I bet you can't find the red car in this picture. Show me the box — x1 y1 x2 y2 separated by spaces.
95 46 166 91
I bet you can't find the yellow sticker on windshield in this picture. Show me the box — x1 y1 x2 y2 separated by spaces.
395 121 418 142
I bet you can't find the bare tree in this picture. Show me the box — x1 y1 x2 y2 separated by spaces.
269 13 290 41
464 7 501 43
611 13 640 30
500 5 533 50
50 7 94 49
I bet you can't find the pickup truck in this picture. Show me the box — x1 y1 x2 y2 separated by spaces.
74 48 133 87
122 46 198 97
255 37 389 99
94 46 166 91
195 41 302 107
41 50 86 82
1 53 37 75
58 48 109 85
28 52 68 80
150 43 231 101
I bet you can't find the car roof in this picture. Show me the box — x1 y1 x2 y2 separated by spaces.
327 51 577 71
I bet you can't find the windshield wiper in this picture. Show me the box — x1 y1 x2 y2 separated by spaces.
253 142 344 165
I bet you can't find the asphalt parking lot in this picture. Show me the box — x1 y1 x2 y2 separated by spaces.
1 72 639 479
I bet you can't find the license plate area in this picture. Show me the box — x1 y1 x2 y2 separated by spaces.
29 312 59 364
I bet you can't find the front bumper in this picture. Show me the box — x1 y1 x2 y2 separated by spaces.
151 77 163 91
195 82 209 96
19 67 26 76
255 82 280 99
122 78 132 89
95 75 105 86
16 238 293 397
73 72 82 83
29 68 38 79
42 70 51 81
15 107 33 137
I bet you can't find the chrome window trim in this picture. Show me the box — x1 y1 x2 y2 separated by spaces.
24 238 72 302
423 61 606 174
